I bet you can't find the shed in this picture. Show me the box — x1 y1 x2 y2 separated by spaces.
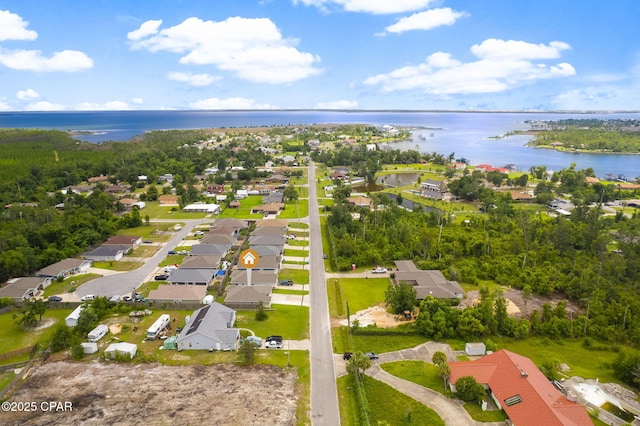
81 342 98 354
465 342 486 356
163 336 178 350
105 342 138 359
65 305 84 327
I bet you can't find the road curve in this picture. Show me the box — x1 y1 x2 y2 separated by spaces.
308 161 341 425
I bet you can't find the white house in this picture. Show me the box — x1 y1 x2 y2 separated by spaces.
236 189 248 199
183 203 221 214
176 303 239 351
105 342 137 359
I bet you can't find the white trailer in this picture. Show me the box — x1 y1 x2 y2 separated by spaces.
88 324 109 342
65 305 84 327
147 314 170 340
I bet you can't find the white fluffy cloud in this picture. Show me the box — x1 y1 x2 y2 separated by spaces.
315 100 358 109
0 48 93 72
364 39 576 95
74 101 133 110
0 101 11 111
23 101 65 111
16 88 40 100
0 10 93 72
127 19 162 41
167 71 220 86
0 10 38 41
293 0 435 14
129 17 321 84
384 8 468 34
189 97 277 110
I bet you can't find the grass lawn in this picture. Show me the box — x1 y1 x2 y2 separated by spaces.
278 200 309 219
219 195 264 219
43 273 101 296
278 269 310 284
288 222 309 229
284 249 309 257
332 327 427 354
286 239 309 247
272 289 309 296
382 360 507 422
282 260 309 266
235 305 309 340
338 374 444 426
92 260 144 271
0 308 72 354
328 278 388 318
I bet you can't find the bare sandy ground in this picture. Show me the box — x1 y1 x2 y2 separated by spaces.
1 361 298 426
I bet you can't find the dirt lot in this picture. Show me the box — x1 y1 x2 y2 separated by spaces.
1 361 298 426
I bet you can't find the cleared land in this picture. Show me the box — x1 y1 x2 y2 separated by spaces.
1 361 298 426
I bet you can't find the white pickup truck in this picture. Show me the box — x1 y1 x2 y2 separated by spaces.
371 267 387 274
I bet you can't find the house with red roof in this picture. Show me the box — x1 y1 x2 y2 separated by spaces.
448 350 592 426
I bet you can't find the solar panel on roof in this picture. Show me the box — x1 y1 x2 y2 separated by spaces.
185 306 211 335
504 395 522 406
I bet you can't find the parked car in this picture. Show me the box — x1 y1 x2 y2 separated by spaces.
143 240 153 244
245 335 263 347
343 352 353 361
265 340 283 349
265 335 282 343
371 267 387 274
286 234 296 240
48 295 62 302
278 280 293 286
322 254 328 259
168 250 177 255
122 296 133 302
364 352 379 360
155 274 169 281
109 295 121 302
81 294 95 302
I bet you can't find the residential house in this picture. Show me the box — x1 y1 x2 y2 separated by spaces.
262 191 284 204
393 260 464 300
167 268 217 286
183 203 221 214
251 203 285 216
448 350 591 426
252 245 284 257
251 227 286 237
35 258 92 279
83 246 124 262
200 234 236 246
189 244 231 257
266 174 289 185
249 235 287 247
176 303 239 351
148 285 208 304
88 175 110 184
180 255 221 269
420 179 449 200
104 235 143 251
254 219 288 229
229 270 278 286
206 184 225 194
236 189 248 199
347 196 373 209
224 285 272 309
0 277 50 302
235 255 280 270
330 171 347 180
118 198 146 210
105 185 127 195
211 218 247 230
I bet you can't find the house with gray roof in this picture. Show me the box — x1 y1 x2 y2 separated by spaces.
168 268 218 286
249 235 286 247
252 245 284 256
148 285 207 304
229 270 277 286
211 218 247 230
36 258 92 279
83 246 124 262
176 303 239 351
224 286 272 309
0 277 51 302
189 243 231 257
180 255 221 269
251 227 286 237
235 255 280 270
393 260 464 300
262 192 284 204
200 234 237 246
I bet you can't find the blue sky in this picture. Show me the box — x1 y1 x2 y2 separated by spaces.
1 0 639 111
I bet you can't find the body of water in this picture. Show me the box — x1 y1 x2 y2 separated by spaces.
0 110 638 179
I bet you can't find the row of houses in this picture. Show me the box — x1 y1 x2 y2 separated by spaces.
83 235 143 262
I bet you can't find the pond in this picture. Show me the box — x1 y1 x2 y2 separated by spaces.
376 173 421 187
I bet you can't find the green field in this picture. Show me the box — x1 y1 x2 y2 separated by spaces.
235 305 309 341
0 309 72 355
332 327 427 354
43 274 101 297
278 268 310 284
278 200 309 219
283 249 310 257
328 277 388 318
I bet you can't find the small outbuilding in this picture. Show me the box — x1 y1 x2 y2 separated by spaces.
105 342 138 360
465 342 486 356
65 305 84 327
80 342 98 354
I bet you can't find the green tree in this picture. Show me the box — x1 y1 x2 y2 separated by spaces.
255 301 268 321
438 362 451 390
385 282 417 314
49 324 77 352
347 352 372 376
12 299 47 328
454 376 485 402
238 339 257 366
432 351 447 366
283 185 299 201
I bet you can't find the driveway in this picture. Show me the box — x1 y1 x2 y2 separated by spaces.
271 294 310 307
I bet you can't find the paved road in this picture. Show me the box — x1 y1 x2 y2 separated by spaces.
75 219 206 299
308 161 341 425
